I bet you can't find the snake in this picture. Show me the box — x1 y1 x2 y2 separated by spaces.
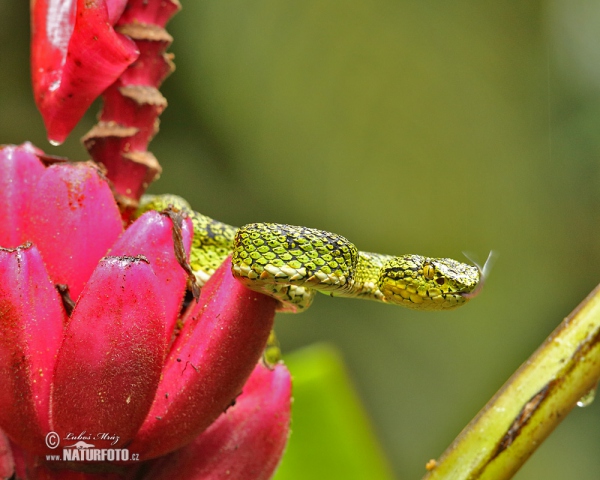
136 194 490 314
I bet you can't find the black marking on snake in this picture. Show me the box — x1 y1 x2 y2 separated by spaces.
205 222 217 241
385 266 407 276
285 234 296 250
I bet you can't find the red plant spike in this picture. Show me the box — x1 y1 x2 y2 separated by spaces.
82 0 182 210
31 0 139 146
31 0 180 210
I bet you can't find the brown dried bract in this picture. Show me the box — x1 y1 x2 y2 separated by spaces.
161 208 201 301
55 283 76 316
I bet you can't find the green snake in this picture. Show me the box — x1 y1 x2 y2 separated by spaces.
136 194 489 313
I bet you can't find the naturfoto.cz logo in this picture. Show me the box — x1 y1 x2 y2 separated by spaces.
44 431 140 462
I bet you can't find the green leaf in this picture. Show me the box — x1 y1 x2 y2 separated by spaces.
274 344 394 480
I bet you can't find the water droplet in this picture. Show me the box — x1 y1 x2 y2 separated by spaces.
262 330 281 367
577 386 597 408
48 139 62 147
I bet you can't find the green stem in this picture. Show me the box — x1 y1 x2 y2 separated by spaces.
423 283 600 480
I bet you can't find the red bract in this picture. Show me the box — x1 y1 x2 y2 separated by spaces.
0 144 290 479
130 261 279 458
0 143 46 248
0 430 14 479
50 255 168 450
28 161 125 300
31 0 181 209
0 244 65 455
145 363 292 480
31 0 139 145
83 0 181 206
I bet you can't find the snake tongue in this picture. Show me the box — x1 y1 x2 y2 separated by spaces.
461 251 497 299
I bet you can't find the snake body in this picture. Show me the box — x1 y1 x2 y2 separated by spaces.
137 194 483 313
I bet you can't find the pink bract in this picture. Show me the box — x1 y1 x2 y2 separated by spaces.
0 144 290 478
145 363 292 480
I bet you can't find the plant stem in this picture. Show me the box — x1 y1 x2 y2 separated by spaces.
423 283 600 480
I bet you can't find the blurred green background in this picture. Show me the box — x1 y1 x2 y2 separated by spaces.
3 1 600 478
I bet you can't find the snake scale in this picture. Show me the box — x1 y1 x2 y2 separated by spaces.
136 194 488 313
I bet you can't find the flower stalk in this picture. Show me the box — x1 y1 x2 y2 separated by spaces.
423 283 600 479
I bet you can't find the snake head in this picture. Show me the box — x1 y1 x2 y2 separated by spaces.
378 255 481 310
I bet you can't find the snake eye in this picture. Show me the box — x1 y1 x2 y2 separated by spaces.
423 264 435 280
436 277 445 285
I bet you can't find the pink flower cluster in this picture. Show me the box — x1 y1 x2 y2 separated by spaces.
0 144 291 479
0 2 293 477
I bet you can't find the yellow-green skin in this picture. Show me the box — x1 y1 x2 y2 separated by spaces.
137 194 480 313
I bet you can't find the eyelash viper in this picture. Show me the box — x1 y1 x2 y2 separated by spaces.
136 194 490 313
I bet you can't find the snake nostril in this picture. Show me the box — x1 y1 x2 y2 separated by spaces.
436 277 445 285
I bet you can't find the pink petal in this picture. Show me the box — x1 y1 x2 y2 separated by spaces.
0 144 46 248
109 211 193 343
145 363 292 480
51 256 166 449
0 429 15 480
28 162 124 300
31 0 139 144
129 258 277 460
0 244 66 455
